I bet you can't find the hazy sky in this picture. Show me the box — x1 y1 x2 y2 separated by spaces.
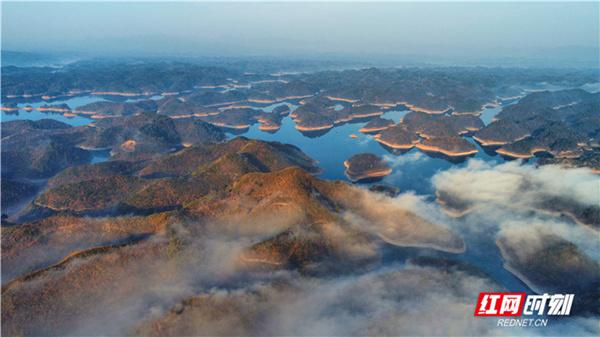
2 1 599 60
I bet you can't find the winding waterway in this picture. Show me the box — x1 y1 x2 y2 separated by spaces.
1 95 538 294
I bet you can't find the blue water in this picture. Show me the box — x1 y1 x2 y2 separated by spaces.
1 109 93 127
223 103 532 293
480 106 501 125
1 94 164 126
1 96 508 196
1 95 106 126
14 95 109 110
2 96 532 293
233 105 505 196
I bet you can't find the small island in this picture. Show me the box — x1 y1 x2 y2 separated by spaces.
201 108 260 130
347 104 384 119
359 117 395 133
37 103 71 113
257 113 283 132
292 111 334 131
403 111 484 138
375 124 419 149
77 100 158 118
368 183 400 197
343 153 392 182
473 119 530 146
496 230 599 313
415 136 478 157
1 103 18 111
272 104 290 115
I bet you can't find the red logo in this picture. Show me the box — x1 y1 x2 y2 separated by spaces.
474 292 526 316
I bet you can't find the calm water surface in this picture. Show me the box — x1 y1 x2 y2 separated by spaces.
1 95 164 126
238 103 507 196
230 103 532 293
3 97 532 293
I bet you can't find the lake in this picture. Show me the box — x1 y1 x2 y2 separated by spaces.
1 94 165 126
2 96 535 294
1 96 513 199
239 102 507 195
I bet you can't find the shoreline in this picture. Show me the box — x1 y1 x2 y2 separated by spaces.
209 122 251 129
473 134 531 147
358 124 394 133
434 191 476 218
343 161 392 182
333 111 384 125
37 107 71 113
378 232 466 254
472 136 509 146
370 101 449 115
494 147 584 160
259 124 281 131
247 99 276 104
496 239 544 294
415 143 478 157
295 124 334 132
193 111 220 117
219 105 253 110
169 114 194 119
374 138 417 150
404 103 450 115
90 114 117 119
451 111 482 117
495 148 535 159
277 95 313 103
326 96 358 103
91 91 152 97
292 118 335 131
359 126 390 133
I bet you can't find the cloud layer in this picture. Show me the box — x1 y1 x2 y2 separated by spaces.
3 160 599 336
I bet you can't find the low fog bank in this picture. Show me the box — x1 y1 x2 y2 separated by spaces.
433 160 599 259
2 160 599 336
97 161 600 335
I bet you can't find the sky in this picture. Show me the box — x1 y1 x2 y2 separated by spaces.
1 2 599 65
